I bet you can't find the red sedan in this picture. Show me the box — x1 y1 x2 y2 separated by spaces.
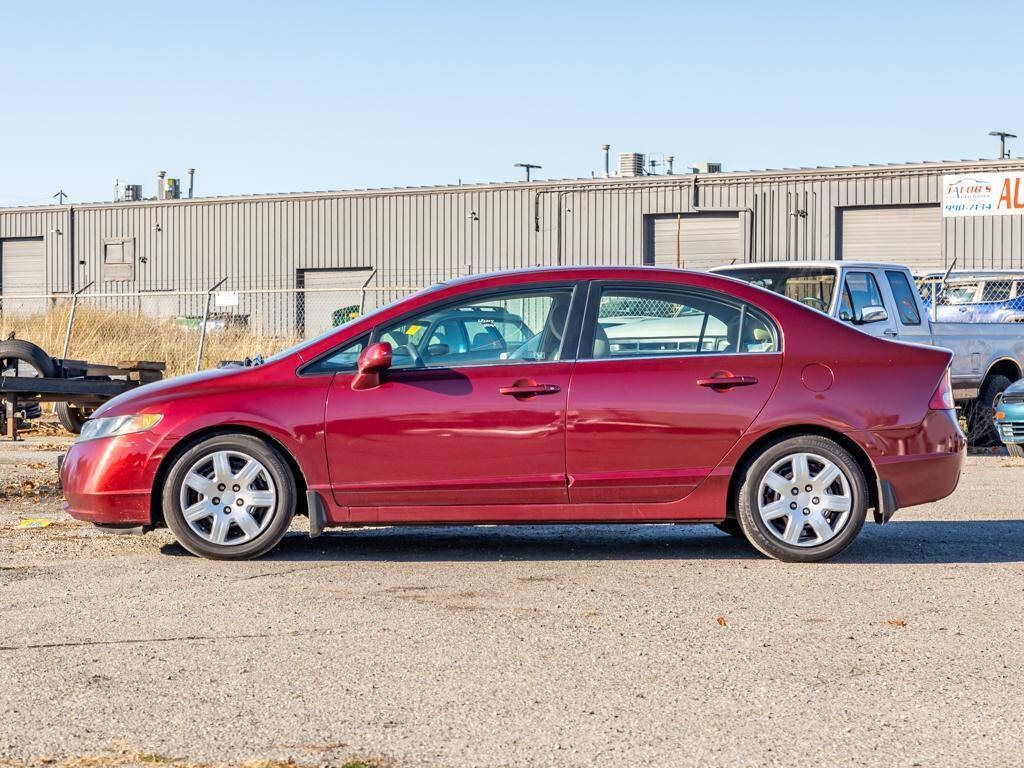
60 267 965 562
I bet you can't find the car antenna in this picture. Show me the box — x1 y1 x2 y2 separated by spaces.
941 257 958 289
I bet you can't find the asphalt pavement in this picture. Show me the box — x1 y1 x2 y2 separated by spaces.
1 435 1022 767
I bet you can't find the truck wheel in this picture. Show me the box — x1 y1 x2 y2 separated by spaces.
55 402 92 434
1007 444 1024 458
969 374 1012 447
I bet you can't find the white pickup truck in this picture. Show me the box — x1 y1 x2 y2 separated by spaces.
711 260 1024 443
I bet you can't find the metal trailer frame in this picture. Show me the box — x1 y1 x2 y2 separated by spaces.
0 359 164 441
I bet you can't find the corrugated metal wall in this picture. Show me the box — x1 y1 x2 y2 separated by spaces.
2 159 1024 299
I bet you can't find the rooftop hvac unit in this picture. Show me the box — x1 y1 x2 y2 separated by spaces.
158 177 181 200
618 152 645 177
694 162 722 174
115 181 142 201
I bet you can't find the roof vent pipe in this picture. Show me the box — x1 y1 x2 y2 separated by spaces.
187 168 195 198
156 170 166 200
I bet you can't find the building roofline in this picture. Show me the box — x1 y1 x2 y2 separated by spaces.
4 157 1024 214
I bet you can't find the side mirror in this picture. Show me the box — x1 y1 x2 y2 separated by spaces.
352 342 392 390
856 305 888 325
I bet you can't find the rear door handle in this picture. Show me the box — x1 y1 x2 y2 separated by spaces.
697 375 758 389
499 383 561 397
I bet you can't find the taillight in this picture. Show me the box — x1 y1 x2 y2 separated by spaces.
929 367 955 410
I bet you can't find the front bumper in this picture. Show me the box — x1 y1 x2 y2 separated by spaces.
995 419 1024 444
60 431 165 525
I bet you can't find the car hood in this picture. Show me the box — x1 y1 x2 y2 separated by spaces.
91 365 261 419
1004 378 1024 396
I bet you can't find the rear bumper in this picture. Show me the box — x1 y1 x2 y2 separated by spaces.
60 432 163 525
849 409 966 515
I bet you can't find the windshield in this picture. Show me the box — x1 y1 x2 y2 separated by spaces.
720 267 837 311
938 282 979 305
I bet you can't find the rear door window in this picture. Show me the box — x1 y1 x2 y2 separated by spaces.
586 285 778 358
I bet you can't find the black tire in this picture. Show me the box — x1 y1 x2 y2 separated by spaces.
1007 443 1024 458
0 340 54 426
55 401 91 434
162 433 296 560
969 375 1013 447
735 435 868 563
714 518 746 539
0 339 56 378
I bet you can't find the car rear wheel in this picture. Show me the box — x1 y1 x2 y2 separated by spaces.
736 435 868 562
162 433 296 559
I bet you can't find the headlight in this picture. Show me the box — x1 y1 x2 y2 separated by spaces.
77 413 163 442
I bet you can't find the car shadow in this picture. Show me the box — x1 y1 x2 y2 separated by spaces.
159 519 1024 565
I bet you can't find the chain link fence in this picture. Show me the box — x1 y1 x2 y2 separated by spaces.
914 273 1024 324
0 282 425 378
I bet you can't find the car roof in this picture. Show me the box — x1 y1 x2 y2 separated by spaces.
712 260 906 271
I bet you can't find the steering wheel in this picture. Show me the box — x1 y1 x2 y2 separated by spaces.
800 296 827 310
405 342 425 368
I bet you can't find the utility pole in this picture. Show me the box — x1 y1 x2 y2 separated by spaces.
989 130 1017 159
513 162 541 182
53 189 68 205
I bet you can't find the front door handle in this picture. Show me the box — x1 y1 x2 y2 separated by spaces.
697 375 758 390
499 382 561 398
883 329 899 337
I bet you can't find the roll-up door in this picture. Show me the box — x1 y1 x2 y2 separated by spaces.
839 205 941 269
1 237 46 315
647 212 743 271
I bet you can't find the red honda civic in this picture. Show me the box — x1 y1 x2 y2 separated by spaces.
60 267 965 562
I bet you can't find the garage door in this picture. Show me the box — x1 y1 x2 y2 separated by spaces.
647 212 743 271
839 205 941 269
1 237 46 315
300 268 373 337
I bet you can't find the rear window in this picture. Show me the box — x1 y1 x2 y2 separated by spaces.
719 267 836 313
884 270 921 325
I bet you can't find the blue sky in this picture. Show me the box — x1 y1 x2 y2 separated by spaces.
0 0 1019 205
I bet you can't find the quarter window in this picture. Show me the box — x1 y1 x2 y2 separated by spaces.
884 270 922 325
377 288 574 369
304 336 368 374
588 286 778 358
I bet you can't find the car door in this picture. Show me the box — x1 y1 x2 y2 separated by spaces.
837 270 899 339
320 283 583 511
565 281 783 506
882 269 930 342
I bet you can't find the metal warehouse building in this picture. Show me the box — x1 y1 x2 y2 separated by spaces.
2 157 1024 335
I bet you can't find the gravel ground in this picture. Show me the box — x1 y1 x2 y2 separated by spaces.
1 431 1022 768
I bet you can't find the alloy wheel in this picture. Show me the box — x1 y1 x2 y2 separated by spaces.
178 450 278 546
757 451 852 547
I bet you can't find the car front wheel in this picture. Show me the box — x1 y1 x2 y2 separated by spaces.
736 435 868 562
162 433 296 559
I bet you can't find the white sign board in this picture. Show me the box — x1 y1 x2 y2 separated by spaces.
943 172 1024 217
214 290 239 307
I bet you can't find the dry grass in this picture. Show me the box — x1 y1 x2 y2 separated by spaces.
1 305 301 379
